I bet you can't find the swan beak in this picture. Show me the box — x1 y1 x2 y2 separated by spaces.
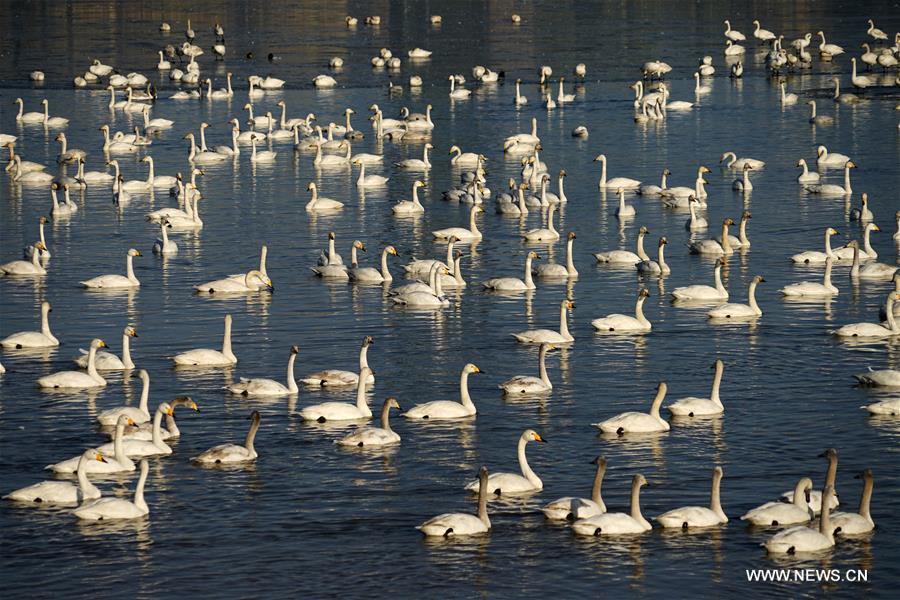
534 433 548 443
99 341 107 348
127 418 135 426
190 401 200 412
873 225 881 232
96 453 108 463
131 331 139 338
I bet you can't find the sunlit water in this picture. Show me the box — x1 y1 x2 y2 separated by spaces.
1 1 899 596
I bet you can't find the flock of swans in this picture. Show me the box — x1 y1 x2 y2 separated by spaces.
1 11 898 560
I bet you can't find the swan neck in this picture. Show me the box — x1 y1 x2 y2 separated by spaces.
566 237 576 274
380 249 392 281
748 281 761 314
844 165 852 194
286 352 298 393
630 480 647 526
721 224 732 253
133 463 149 512
380 402 393 432
355 372 371 416
599 157 607 185
113 419 127 464
823 260 833 288
76 454 100 499
658 243 667 270
850 245 860 278
591 463 606 505
469 206 480 235
714 266 726 293
862 227 874 255
739 218 749 243
635 296 649 326
87 344 100 379
711 363 723 406
222 317 235 361
859 475 873 521
518 437 541 487
650 386 665 418
459 370 474 409
151 407 165 445
244 415 260 454
477 473 490 527
121 332 134 369
559 303 571 338
524 255 535 288
710 471 725 519
825 453 838 488
359 344 370 370
636 232 650 261
538 345 550 386
819 494 834 542
41 305 55 341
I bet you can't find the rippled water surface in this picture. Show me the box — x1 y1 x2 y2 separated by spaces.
1 1 899 597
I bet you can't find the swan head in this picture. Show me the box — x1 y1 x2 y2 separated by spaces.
385 245 398 256
564 299 575 310
658 237 668 247
868 223 880 233
846 161 857 169
860 193 868 205
568 232 576 240
688 195 699 204
362 336 374 348
247 270 273 290
128 248 142 257
752 275 766 284
290 345 300 355
593 154 606 162
724 218 735 226
816 145 827 156
84 449 108 464
384 397 401 412
157 402 175 417
414 180 426 189
528 251 541 260
464 363 483 375
125 326 138 338
353 240 366 251
425 143 434 150
638 288 650 299
307 182 317 191
523 429 547 443
743 163 753 171
741 210 752 220
35 241 47 251
448 145 460 154
328 231 336 240
91 338 107 349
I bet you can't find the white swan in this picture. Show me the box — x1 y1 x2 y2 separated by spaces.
464 430 547 495
833 222 879 260
504 117 539 146
305 182 344 212
74 458 150 521
513 299 575 344
404 364 482 419
80 249 141 289
732 164 754 191
432 204 483 242
741 478 814 526
1 301 58 348
301 336 375 387
792 227 840 263
249 136 277 163
765 486 836 554
317 232 344 266
830 469 875 535
172 314 238 366
193 411 261 464
817 31 844 57
781 257 839 297
637 237 670 275
5 450 106 505
592 288 652 333
513 79 528 105
780 448 840 515
337 397 402 448
14 98 44 123
194 269 273 293
672 260 729 302
500 343 555 395
796 158 820 184
74 326 137 369
48 415 134 474
392 180 426 215
37 339 107 389
0 242 47 276
184 133 228 164
394 143 433 170
689 219 734 256
657 466 728 528
572 474 652 535
816 145 850 168
542 456 607 520
353 160 389 187
390 264 450 307
595 154 640 189
724 20 745 41
668 359 725 416
708 275 765 319
483 251 539 292
535 232 578 279
719 151 765 170
685 196 709 231
312 241 364 279
855 367 900 389
780 82 798 105
593 382 669 433
97 370 152 426
807 100 834 126
227 345 299 396
349 246 398 283
418 466 491 537
95 402 176 458
638 169 670 197
594 226 650 265
152 219 178 256
834 292 899 338
299 367 374 422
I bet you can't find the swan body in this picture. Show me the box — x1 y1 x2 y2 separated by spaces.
299 367 375 422
483 251 539 292
193 411 261 464
781 257 838 297
404 364 481 419
5 450 106 505
791 228 840 264
780 448 840 515
418 466 491 537
354 161 388 187
543 457 607 520
668 359 725 416
97 370 152 426
80 249 141 288
637 237 670 275
796 159 820 184
816 145 850 168
595 154 640 189
534 231 578 279
227 346 299 396
392 180 426 214
742 478 814 526
464 430 546 495
513 299 574 344
312 242 364 279
337 398 401 447
708 275 765 319
1 242 47 276
592 289 652 333
828 469 874 535
672 260 729 302
74 326 138 369
765 486 836 554
306 182 344 212
657 467 728 528
172 314 238 367
690 219 735 256
349 246 398 283
835 292 899 338
194 269 273 293
594 226 650 265
500 343 555 395
572 475 651 535
95 403 176 458
432 204 483 242
74 459 150 521
855 368 900 388
1 301 58 348
594 382 669 433
48 415 134 474
37 339 107 389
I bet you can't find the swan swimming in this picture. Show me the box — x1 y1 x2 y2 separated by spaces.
542 456 607 520
464 430 547 495
193 411 261 464
572 474 652 535
404 364 482 419
656 466 728 528
593 382 669 434
418 466 491 537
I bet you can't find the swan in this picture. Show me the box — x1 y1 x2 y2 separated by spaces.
855 242 897 280
74 326 138 370
403 103 435 132
741 478 814 526
184 133 228 164
449 145 480 168
834 292 899 338
638 169 670 196
720 152 765 170
94 402 177 458
637 237 670 275
249 136 277 163
76 158 114 185
817 31 844 58
392 180 426 214
500 343 555 395
523 205 560 242
432 204 483 242
512 299 575 344
152 219 178 256
830 470 875 535
765 486 836 554
832 77 861 104
38 99 69 128
708 275 765 319
228 346 299 396
418 466 491 537
349 246 398 283
141 156 177 188
305 182 344 212
336 397 401 448
404 237 456 279
849 193 874 223
782 257 839 297
833 222 879 260
244 103 272 129
866 19 887 40
230 118 266 144
724 40 746 56
394 143 433 170
312 142 351 169
390 264 450 308
513 79 528 105
6 148 46 175
572 474 652 535
657 467 728 529
661 166 710 206
535 231 578 279
5 450 106 505
668 359 725 417
37 339 107 389
298 367 375 422
48 415 134 474
791 228 840 263
439 252 467 290
752 19 776 41
80 248 141 288
353 160 389 187
816 145 850 169
193 411 261 464
807 100 833 126
19 218 51 259
1 242 47 276
195 269 273 293
693 71 712 95
855 367 900 388
313 74 337 88
97 370 152 426
594 226 651 265
448 76 471 99
689 219 734 256
592 288 652 333
723 20 745 41
611 188 636 219
595 154 640 189
796 158 820 184
55 133 85 164
594 382 669 433
74 459 150 521
732 164 754 191
464 430 547 495
140 105 173 132
12 159 54 185
301 336 375 387
780 82 798 105
672 260 729 302
542 456 607 520
404 364 482 419
850 58 874 89
317 232 343 266
172 314 237 366
895 211 900 241
780 448 840 514
14 98 45 123
1 301 58 348
312 241 364 279
685 196 709 231
504 117 539 146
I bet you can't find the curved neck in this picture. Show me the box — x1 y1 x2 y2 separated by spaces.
126 254 137 282
823 260 834 288
635 296 649 326
477 474 490 527
327 236 336 262
538 345 550 386
422 145 430 165
133 464 149 512
862 227 874 255
412 183 422 206
87 344 100 379
517 187 528 212
710 471 725 520
739 218 749 243
859 475 873 521
453 256 464 283
824 454 838 488
559 303 570 338
380 249 393 281
151 408 165 445
459 369 474 409
76 455 101 498
850 245 860 278
524 255 535 288
517 437 541 487
355 373 372 416
747 281 761 314
630 481 648 527
843 165 852 194
558 174 566 199
565 237 576 274
649 386 665 419
710 363 723 406
222 318 235 361
819 493 834 542
285 352 298 392
380 402 393 432
121 332 134 369
113 420 128 464
720 224 732 253
636 232 649 260
41 306 56 342
356 162 366 184
714 266 726 294
468 206 480 235
350 245 359 267
359 344 370 370
245 416 260 453
657 243 667 270
591 463 606 506
598 157 607 185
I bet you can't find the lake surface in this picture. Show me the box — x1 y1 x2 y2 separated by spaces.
1 1 899 597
